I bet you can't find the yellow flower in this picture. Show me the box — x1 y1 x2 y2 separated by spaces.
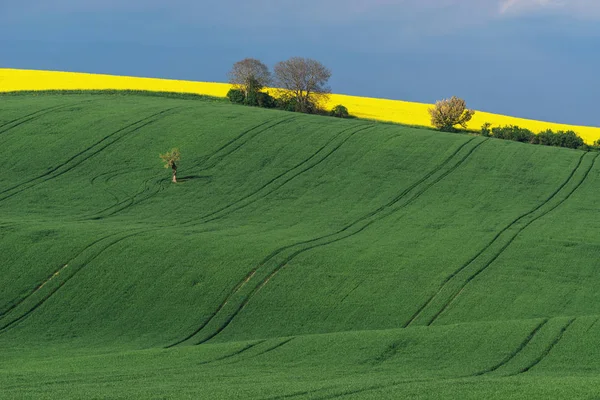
2 68 599 144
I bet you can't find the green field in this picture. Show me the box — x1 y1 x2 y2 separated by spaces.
1 93 600 399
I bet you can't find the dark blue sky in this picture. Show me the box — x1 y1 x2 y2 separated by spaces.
2 0 599 125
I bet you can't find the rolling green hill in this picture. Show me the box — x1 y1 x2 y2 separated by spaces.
1 93 599 399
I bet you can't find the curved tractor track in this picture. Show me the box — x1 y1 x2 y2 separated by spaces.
0 229 151 334
404 152 598 328
166 137 488 347
0 102 85 137
85 116 299 220
177 123 376 227
0 107 181 203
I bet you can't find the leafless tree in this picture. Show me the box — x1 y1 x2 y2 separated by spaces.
274 57 331 113
228 58 271 97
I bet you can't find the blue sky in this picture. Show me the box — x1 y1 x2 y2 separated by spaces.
1 0 600 125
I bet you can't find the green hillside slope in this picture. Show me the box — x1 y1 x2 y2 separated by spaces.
1 93 599 399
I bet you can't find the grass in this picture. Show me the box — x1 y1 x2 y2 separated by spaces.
1 93 600 398
2 68 600 144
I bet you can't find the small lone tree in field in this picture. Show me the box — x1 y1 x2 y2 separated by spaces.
428 96 475 132
160 148 180 183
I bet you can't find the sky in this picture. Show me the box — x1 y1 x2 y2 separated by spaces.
1 0 599 125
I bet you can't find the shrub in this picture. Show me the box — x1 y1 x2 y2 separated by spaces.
255 92 276 108
481 122 492 137
428 96 475 132
535 129 584 149
276 95 319 113
226 88 245 104
276 96 299 112
555 130 584 149
490 125 534 143
330 105 349 118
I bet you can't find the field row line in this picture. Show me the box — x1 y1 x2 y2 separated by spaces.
166 136 488 347
404 151 599 328
0 107 182 203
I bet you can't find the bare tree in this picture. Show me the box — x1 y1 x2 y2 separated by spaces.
160 148 180 183
428 96 475 132
228 58 271 97
274 57 331 113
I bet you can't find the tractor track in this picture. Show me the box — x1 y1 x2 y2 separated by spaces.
85 116 298 220
0 108 181 203
197 339 266 365
472 319 549 376
179 124 375 227
0 103 80 136
404 152 598 328
301 318 578 398
0 229 150 334
0 234 116 318
166 137 487 347
190 116 299 172
516 318 575 374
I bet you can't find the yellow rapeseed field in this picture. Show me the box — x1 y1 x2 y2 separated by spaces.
2 68 599 144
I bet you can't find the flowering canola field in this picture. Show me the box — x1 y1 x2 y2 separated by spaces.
2 68 599 144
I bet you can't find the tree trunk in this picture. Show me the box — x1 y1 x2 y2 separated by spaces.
171 163 177 183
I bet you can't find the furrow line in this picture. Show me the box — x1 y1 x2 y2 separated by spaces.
165 137 483 347
0 108 179 202
233 136 483 294
172 138 488 346
0 233 119 318
425 153 598 326
89 175 165 220
89 116 296 220
193 124 375 225
193 116 298 172
250 337 295 358
517 318 576 374
472 319 549 376
403 151 596 328
0 103 76 135
197 339 266 365
0 230 148 334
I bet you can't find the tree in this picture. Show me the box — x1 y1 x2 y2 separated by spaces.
428 96 475 132
330 104 349 118
274 57 331 113
227 58 271 99
160 148 180 183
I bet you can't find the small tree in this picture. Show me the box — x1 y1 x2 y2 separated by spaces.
330 104 349 118
160 148 180 183
274 57 331 113
428 96 475 132
226 88 245 104
227 58 271 99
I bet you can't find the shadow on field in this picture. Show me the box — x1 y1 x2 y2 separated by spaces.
178 175 212 183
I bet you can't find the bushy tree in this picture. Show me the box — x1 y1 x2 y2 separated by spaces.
274 57 331 114
533 129 584 149
160 148 180 183
428 96 475 132
245 90 276 108
490 125 535 143
228 58 271 98
330 104 349 118
226 88 245 104
480 122 492 137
